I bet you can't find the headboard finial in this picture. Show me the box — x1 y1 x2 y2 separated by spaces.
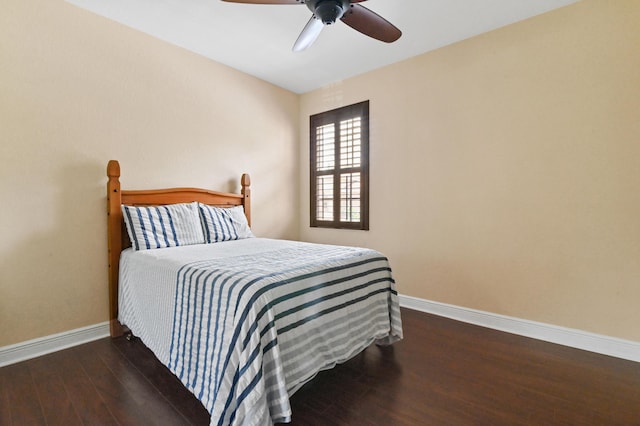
107 160 121 178
241 173 250 188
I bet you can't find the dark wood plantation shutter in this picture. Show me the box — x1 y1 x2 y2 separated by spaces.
310 101 369 230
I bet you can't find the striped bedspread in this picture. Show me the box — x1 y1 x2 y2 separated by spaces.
121 239 402 426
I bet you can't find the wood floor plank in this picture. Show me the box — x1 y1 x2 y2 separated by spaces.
0 366 14 425
111 335 210 425
28 353 83 426
34 374 82 426
2 362 45 425
75 342 158 425
53 346 120 425
87 338 193 425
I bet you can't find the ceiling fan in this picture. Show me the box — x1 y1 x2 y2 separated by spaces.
222 0 402 52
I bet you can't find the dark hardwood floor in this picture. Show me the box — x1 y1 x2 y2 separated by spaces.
2 308 639 425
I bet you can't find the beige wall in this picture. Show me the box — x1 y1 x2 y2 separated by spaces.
2 0 638 349
0 0 299 346
299 1 640 342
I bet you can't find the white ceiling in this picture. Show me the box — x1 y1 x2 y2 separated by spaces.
66 0 579 94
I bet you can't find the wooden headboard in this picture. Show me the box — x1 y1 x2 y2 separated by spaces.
106 160 251 337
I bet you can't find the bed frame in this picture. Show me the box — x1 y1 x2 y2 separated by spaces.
106 160 251 337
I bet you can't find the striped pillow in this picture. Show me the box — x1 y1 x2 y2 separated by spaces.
122 202 205 251
198 204 254 243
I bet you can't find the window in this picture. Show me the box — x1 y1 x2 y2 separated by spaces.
310 101 369 230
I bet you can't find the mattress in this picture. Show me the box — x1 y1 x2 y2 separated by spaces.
119 238 402 425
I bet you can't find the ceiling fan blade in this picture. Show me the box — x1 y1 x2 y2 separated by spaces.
221 0 301 4
340 3 401 43
293 16 324 52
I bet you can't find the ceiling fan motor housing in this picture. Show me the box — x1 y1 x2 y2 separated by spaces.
307 0 350 25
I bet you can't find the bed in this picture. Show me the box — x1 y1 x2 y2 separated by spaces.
106 160 403 425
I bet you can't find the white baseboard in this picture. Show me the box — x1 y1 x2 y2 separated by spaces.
2 299 638 367
399 295 640 363
0 322 110 367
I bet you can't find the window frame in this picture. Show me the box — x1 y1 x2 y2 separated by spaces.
309 100 370 230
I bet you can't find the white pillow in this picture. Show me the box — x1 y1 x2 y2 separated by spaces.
122 202 205 250
198 203 254 243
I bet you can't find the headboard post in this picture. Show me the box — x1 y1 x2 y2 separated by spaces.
241 173 251 227
106 160 125 337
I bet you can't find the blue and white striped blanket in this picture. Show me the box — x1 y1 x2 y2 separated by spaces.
166 242 402 425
